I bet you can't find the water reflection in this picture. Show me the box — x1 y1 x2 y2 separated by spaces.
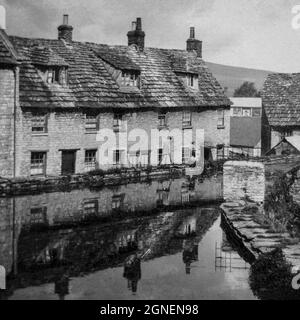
0 175 256 300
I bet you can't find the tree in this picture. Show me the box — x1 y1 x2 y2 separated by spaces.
233 81 260 97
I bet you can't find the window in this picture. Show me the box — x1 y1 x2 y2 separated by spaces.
85 115 98 132
217 145 224 160
182 147 191 164
242 108 252 117
232 107 242 116
30 207 47 225
113 114 124 132
112 194 125 210
113 150 125 165
120 71 139 87
31 114 47 133
30 152 47 176
187 74 198 88
183 111 192 127
46 67 68 85
158 148 163 164
83 199 98 215
85 149 97 171
281 130 293 139
252 108 261 117
217 109 225 128
158 113 167 128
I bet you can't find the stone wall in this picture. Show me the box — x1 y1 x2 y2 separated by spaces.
0 67 15 178
223 161 265 203
15 108 230 177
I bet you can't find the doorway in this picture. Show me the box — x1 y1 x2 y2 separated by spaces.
61 150 76 175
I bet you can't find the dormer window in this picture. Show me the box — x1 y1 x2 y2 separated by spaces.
120 71 139 87
187 74 198 89
46 67 68 86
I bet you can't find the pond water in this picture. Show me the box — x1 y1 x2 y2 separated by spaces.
0 176 256 300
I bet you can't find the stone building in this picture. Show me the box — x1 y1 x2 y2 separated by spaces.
0 11 231 178
262 73 300 154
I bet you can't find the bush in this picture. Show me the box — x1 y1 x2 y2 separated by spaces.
249 248 300 300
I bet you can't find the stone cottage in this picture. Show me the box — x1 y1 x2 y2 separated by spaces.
0 11 231 178
262 73 300 154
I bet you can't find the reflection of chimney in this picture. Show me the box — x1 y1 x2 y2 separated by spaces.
0 5 6 30
58 14 73 42
186 27 202 58
127 17 145 51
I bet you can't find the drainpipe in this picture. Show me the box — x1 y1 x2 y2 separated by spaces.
13 66 18 178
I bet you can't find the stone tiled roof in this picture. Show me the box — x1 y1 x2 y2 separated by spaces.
0 29 18 65
262 73 300 127
30 45 69 67
3 33 230 110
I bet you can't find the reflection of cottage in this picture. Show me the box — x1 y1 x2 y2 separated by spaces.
0 9 231 178
229 98 262 157
266 136 300 156
262 74 300 153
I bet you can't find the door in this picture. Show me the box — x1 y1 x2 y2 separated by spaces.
61 150 76 175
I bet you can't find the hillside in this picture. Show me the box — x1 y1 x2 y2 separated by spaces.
206 62 273 97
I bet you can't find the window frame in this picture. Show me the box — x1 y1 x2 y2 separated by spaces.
120 71 139 87
182 111 192 128
158 112 167 128
83 198 99 215
85 114 98 132
30 151 47 176
217 109 225 129
84 149 97 171
31 114 48 134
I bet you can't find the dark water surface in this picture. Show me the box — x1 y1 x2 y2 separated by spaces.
0 176 256 300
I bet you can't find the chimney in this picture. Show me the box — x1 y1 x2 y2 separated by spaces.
58 14 73 42
186 27 202 58
0 5 6 30
127 17 145 51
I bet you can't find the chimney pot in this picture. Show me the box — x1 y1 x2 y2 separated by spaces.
0 5 6 30
131 21 136 31
63 14 69 25
136 17 142 31
190 27 195 39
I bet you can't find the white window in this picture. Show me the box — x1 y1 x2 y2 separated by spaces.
112 194 124 210
47 67 68 85
30 152 47 176
120 71 139 87
113 149 125 166
85 115 98 132
31 114 47 133
158 113 167 128
187 74 198 88
232 107 242 116
85 150 97 171
217 109 225 128
242 108 252 117
183 111 192 127
83 199 98 215
252 108 261 117
182 147 191 164
113 114 124 132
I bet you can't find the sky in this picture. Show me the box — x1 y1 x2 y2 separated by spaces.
1 0 300 72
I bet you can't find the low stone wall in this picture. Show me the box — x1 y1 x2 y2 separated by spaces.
223 161 265 203
0 167 184 196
